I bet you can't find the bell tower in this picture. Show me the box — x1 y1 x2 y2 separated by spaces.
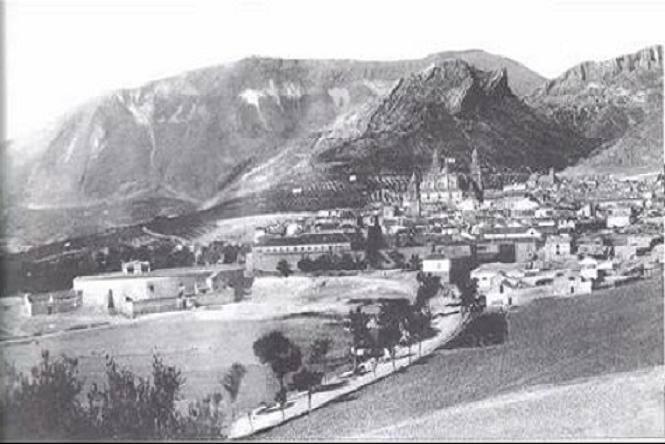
430 148 441 173
470 147 483 192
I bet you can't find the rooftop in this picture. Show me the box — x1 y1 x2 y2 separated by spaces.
74 263 244 282
256 232 351 247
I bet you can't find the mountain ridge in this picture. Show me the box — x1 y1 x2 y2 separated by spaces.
3 46 662 246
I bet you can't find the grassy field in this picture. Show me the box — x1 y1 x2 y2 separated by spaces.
359 366 664 439
258 276 664 440
0 271 421 415
0 312 351 414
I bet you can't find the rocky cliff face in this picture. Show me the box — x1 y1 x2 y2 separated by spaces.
529 45 663 174
313 60 595 176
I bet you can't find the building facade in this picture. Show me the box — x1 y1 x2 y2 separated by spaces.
404 147 483 216
73 262 246 316
248 232 354 272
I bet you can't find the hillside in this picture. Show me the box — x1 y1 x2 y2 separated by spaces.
359 366 664 439
530 45 663 175
3 50 549 246
5 50 543 210
312 60 594 177
3 46 662 246
259 277 664 440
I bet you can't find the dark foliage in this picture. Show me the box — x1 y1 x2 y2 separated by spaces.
0 350 230 441
276 259 293 277
252 331 302 400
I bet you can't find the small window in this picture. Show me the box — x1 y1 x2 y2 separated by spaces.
148 284 155 293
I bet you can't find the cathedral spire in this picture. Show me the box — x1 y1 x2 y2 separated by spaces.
470 145 483 195
431 148 440 173
471 146 479 170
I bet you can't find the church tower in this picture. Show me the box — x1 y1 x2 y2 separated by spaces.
406 171 421 217
470 146 483 193
430 148 441 173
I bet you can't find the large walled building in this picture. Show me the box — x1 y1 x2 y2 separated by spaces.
248 232 354 272
73 261 246 315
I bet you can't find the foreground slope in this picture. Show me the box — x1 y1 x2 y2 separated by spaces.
259 277 663 440
360 366 664 439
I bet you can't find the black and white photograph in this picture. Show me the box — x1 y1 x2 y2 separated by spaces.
1 0 664 441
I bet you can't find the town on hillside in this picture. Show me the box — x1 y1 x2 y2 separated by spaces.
2 7 663 437
15 147 664 319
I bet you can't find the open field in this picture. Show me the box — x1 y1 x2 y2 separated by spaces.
258 276 664 440
0 312 350 414
0 271 418 414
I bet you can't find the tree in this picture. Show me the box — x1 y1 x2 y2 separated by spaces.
365 216 385 268
297 257 315 272
221 362 246 420
346 307 370 373
407 254 422 271
407 304 433 356
274 387 288 420
96 354 185 439
180 392 226 439
377 301 408 369
460 278 479 312
291 368 323 411
1 350 231 441
308 337 332 384
415 273 441 309
1 350 86 440
339 253 356 270
252 331 302 417
276 259 292 277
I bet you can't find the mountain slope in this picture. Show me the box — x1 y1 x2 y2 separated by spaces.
311 60 595 176
529 45 663 175
6 50 544 209
4 50 548 245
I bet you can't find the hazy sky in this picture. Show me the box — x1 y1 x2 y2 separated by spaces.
5 0 664 140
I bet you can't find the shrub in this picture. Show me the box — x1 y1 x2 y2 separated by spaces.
1 350 231 441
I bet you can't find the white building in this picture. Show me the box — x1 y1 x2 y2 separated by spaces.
470 268 502 292
73 262 245 315
422 254 451 278
579 256 599 281
606 214 631 228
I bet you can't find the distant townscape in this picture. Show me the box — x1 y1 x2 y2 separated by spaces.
1 44 663 441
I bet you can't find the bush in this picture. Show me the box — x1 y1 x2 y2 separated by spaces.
276 259 292 277
0 350 232 441
1 350 87 440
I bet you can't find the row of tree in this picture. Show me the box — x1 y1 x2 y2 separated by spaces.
252 332 333 417
346 273 442 375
